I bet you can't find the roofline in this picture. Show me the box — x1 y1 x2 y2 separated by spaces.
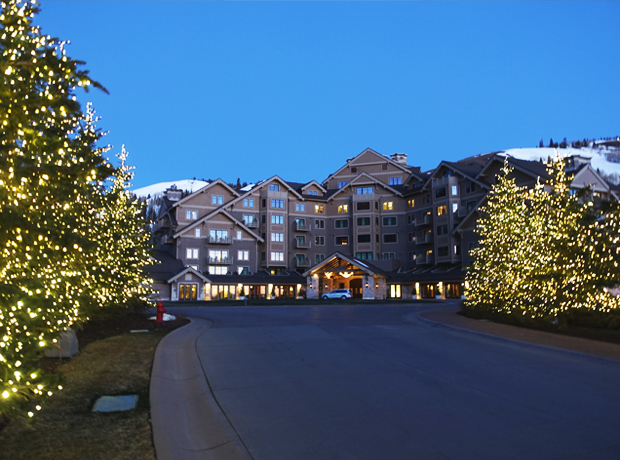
173 208 264 242
172 179 240 208
327 171 403 201
322 147 414 185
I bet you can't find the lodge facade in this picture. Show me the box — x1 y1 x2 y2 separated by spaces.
147 149 617 301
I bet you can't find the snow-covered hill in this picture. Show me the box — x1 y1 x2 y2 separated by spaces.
503 146 620 183
132 179 209 199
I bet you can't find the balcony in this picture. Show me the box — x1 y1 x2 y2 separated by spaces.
295 258 311 268
207 256 232 265
208 236 232 244
432 175 458 188
295 221 310 231
244 220 258 228
295 239 311 249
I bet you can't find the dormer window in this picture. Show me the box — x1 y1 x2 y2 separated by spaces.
269 184 280 191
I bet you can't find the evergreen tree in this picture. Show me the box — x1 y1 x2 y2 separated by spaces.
0 0 153 418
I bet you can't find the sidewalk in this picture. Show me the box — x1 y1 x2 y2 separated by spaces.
420 308 620 361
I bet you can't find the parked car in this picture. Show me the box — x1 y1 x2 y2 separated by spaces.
321 289 352 300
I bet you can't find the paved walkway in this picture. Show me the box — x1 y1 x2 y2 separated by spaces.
150 306 620 460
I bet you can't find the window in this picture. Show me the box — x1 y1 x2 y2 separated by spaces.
408 215 416 224
271 199 284 209
194 228 201 238
212 195 223 205
435 187 446 198
383 234 397 243
383 252 395 259
437 224 448 235
315 219 325 229
271 252 284 261
382 201 393 211
208 249 228 262
466 182 477 193
408 232 416 242
336 236 348 245
269 184 280 191
296 218 306 227
408 199 415 208
296 235 306 245
236 230 242 240
382 164 388 171
357 234 371 243
338 181 349 188
338 204 348 213
307 190 318 196
409 252 417 261
316 254 325 263
437 205 447 216
422 194 431 205
389 177 402 185
271 215 284 224
356 202 370 211
186 248 199 259
356 187 373 195
356 252 373 260
315 236 324 245
262 251 266 261
451 185 458 196
243 214 254 225
466 200 476 212
390 284 401 298
243 198 254 208
438 246 449 257
357 217 370 226
262 199 266 208
383 217 397 226
179 284 197 300
452 203 458 213
208 266 227 275
315 205 324 213
351 166 358 173
186 209 198 220
295 203 305 212
454 245 461 255
237 266 249 275
238 250 249 261
296 254 306 264
262 215 266 224
335 220 349 228
209 229 228 241
271 232 284 242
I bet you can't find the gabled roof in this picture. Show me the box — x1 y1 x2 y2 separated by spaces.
327 171 404 201
167 266 211 284
299 180 327 194
421 159 490 191
323 147 414 185
171 179 240 208
173 208 264 242
572 163 618 198
225 175 303 210
302 252 389 278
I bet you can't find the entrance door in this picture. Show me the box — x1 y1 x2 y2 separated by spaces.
179 283 197 301
350 278 363 299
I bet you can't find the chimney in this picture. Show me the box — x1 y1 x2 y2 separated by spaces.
391 153 408 165
165 185 182 201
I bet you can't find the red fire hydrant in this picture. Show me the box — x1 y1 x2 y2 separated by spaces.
155 301 166 323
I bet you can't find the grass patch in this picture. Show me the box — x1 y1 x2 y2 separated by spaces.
0 315 187 460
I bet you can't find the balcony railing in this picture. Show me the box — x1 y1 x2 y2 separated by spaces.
295 240 311 249
244 220 258 228
207 256 232 265
295 258 311 268
208 236 232 244
295 221 310 231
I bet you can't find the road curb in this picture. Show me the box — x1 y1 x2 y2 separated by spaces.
151 318 254 460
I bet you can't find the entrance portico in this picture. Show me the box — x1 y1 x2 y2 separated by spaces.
303 253 388 300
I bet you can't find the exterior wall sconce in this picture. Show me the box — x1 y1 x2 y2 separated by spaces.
310 284 313 289
365 282 369 288
375 284 378 289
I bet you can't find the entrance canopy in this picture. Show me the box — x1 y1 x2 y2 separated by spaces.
302 252 388 279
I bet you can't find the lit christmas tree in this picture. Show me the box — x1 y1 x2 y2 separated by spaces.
0 0 153 418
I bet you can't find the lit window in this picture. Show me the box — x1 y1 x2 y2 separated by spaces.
186 248 199 259
382 202 393 211
338 204 348 213
271 232 284 242
452 203 458 213
208 266 227 275
271 252 285 261
238 250 249 261
236 230 242 240
437 205 447 216
271 215 284 224
451 185 458 196
315 205 324 214
194 228 201 238
336 236 348 245
408 199 415 208
209 229 228 241
186 209 198 220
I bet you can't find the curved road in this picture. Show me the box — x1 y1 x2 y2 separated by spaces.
160 302 620 460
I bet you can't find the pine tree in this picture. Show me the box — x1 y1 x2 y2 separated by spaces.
0 0 152 418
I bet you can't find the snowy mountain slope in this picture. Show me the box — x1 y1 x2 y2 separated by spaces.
132 179 209 198
502 146 620 182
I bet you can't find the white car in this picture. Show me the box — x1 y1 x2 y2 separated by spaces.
321 289 352 300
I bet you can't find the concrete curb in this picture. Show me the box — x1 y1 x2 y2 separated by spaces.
150 318 253 460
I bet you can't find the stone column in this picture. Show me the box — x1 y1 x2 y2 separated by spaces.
307 275 319 299
362 275 374 300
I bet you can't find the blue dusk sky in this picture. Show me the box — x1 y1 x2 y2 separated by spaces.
36 1 619 189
